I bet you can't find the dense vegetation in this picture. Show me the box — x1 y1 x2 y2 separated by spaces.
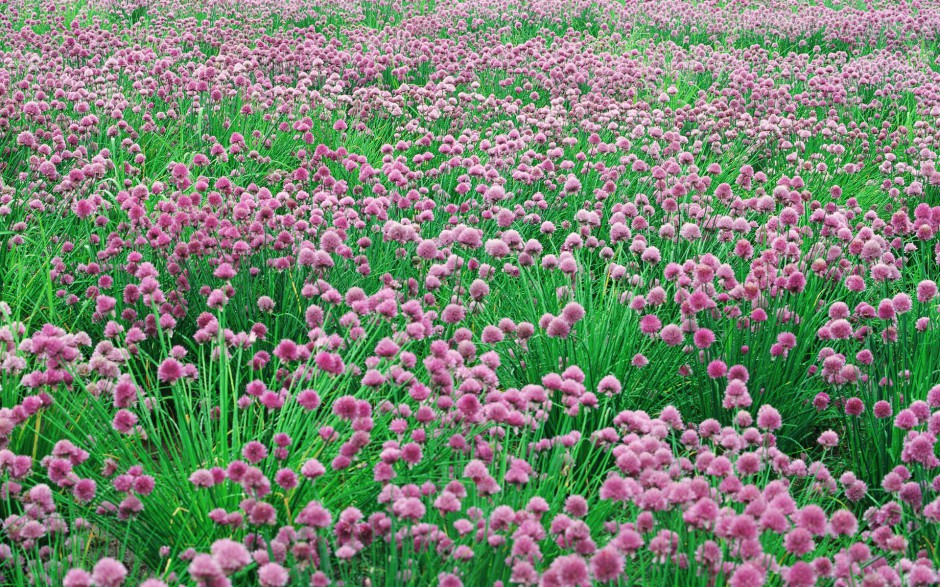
3 0 940 584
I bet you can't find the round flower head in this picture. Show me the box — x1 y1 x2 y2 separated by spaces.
729 562 765 587
564 495 588 518
597 375 622 395
640 314 662 335
756 405 782 431
895 409 919 430
258 563 290 587
561 302 586 325
547 554 589 587
210 539 251 574
660 324 683 346
892 293 913 314
829 509 858 536
917 280 938 302
817 430 838 448
693 328 716 349
590 547 624 582
844 397 864 416
706 360 727 378
157 358 184 384
546 317 571 338
873 400 893 418
877 299 895 320
63 570 93 587
785 562 816 587
91 558 127 587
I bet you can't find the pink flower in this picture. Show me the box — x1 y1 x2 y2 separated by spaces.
707 360 728 378
829 509 858 536
590 547 624 582
258 563 290 587
640 314 662 334
392 497 426 521
73 478 96 503
561 302 586 325
794 505 827 536
874 401 893 418
564 495 588 518
756 405 782 431
597 375 622 395
660 324 683 346
546 317 571 338
296 389 321 410
242 441 267 464
693 328 716 349
91 558 127 587
157 358 183 384
547 554 590 587
783 528 814 556
844 397 864 416
784 562 816 587
333 395 358 419
301 459 326 479
895 409 919 430
63 570 93 587
729 562 765 587
817 430 838 448
892 293 912 314
917 280 938 302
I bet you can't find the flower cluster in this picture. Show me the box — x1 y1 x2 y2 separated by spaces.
2 0 940 583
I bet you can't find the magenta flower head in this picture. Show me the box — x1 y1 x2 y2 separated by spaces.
258 563 290 587
442 303 466 324
817 430 839 448
877 299 895 320
564 495 589 517
63 570 93 587
895 409 919 430
157 358 183 384
188 555 224 584
171 162 190 181
873 400 893 418
242 441 267 464
812 393 830 411
829 510 858 536
301 458 326 479
729 562 765 587
845 275 866 292
660 324 683 346
590 547 624 582
297 389 321 410
785 562 816 587
756 405 782 431
693 328 716 349
597 375 622 395
706 360 727 378
438 573 463 587
257 296 275 312
546 317 571 338
546 554 589 587
640 314 662 335
333 395 358 419
91 558 127 587
917 280 938 302
561 302 586 325
891 293 912 314
844 397 864 416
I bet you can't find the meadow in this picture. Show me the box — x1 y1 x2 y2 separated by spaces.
2 0 940 584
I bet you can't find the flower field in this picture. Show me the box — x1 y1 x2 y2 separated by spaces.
3 0 940 584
